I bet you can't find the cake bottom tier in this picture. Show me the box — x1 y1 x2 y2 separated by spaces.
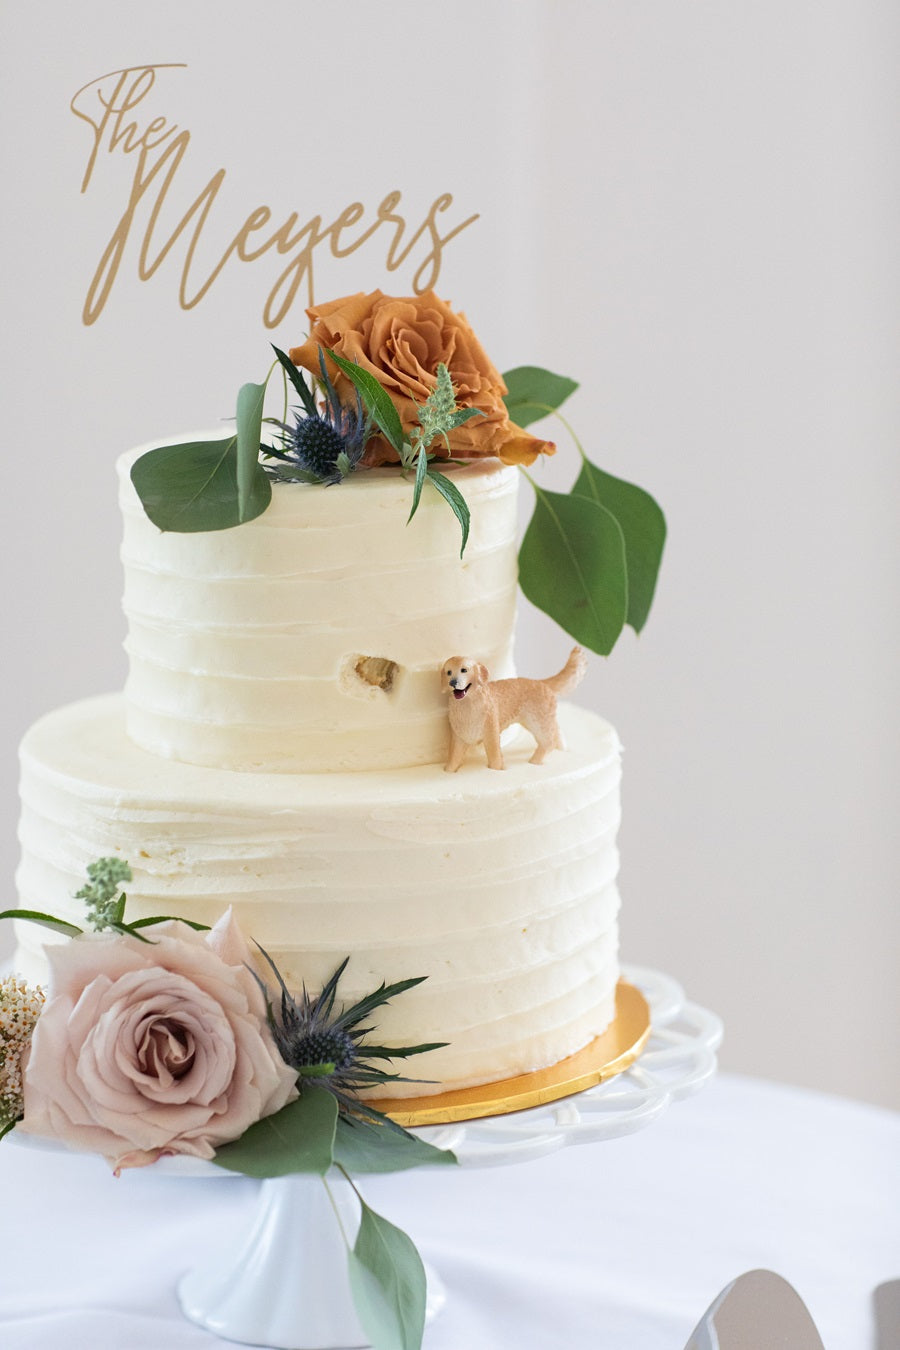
16 695 623 1097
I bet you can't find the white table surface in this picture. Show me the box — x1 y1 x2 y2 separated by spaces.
0 1072 896 1350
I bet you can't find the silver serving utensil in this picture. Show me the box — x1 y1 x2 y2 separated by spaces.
873 1280 900 1350
684 1269 826 1350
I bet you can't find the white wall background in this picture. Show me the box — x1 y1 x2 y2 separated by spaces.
1 1 897 1108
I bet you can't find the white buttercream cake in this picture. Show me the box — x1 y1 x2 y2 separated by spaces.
14 441 624 1097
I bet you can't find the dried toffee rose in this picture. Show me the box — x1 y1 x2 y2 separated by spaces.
19 911 297 1170
289 290 555 467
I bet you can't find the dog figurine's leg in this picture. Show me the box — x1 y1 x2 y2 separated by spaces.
483 716 505 770
445 731 467 773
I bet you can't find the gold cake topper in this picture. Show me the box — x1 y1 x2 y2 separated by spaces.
70 64 480 327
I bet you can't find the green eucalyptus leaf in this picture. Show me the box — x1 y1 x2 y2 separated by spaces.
131 439 271 533
334 1117 456 1174
0 908 82 937
519 486 627 655
502 366 579 427
236 381 268 522
213 1086 337 1178
326 350 406 454
407 445 428 524
271 344 318 417
425 469 470 558
347 1199 426 1350
573 459 666 633
129 915 211 932
0 1118 17 1142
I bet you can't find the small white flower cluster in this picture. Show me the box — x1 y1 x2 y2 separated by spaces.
0 975 45 1128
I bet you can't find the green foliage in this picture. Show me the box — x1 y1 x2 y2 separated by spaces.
126 353 663 650
75 856 132 931
424 469 470 558
506 366 665 652
573 460 666 634
502 365 578 427
326 350 406 455
398 363 474 552
72 856 176 945
271 344 318 418
415 362 457 446
213 1081 456 1183
333 1116 457 1174
129 915 210 933
414 363 484 451
348 1199 427 1350
519 486 628 656
408 445 428 523
131 438 271 533
235 381 268 522
212 1086 338 1178
0 908 82 937
0 858 211 947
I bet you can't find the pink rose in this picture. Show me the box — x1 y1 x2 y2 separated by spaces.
20 911 297 1170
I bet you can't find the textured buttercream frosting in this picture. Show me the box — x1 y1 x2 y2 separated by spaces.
17 695 622 1096
119 442 519 773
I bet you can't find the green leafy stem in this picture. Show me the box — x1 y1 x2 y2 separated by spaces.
129 353 666 656
0 857 209 945
213 1083 450 1350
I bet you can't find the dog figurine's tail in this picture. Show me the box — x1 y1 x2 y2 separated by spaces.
544 646 587 698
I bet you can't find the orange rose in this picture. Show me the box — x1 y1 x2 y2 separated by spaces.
288 291 554 467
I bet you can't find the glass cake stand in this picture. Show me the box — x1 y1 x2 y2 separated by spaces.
161 965 722 1350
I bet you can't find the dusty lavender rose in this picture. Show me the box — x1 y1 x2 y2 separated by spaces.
289 289 555 467
19 910 297 1170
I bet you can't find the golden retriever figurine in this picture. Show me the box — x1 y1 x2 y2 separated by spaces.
441 647 587 771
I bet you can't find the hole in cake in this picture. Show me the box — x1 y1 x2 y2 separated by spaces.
356 656 398 692
339 654 402 699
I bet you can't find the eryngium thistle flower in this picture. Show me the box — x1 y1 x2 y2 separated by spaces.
265 348 368 486
0 975 45 1138
253 951 445 1119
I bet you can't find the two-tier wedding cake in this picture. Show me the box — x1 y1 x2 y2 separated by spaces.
11 289 666 1103
15 450 623 1097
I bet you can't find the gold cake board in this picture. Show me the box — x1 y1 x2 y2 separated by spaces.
369 978 651 1128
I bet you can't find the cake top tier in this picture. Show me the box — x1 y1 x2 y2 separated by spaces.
119 442 519 774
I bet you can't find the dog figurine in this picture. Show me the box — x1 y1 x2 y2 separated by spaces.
440 647 587 771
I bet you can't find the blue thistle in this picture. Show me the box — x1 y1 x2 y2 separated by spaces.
252 949 446 1122
264 348 368 486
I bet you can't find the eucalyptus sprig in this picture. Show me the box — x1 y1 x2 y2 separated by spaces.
503 366 667 655
0 857 210 944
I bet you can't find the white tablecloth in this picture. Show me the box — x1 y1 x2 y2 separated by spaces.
0 1074 896 1350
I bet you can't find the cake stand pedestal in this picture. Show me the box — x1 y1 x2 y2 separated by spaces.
170 966 722 1350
